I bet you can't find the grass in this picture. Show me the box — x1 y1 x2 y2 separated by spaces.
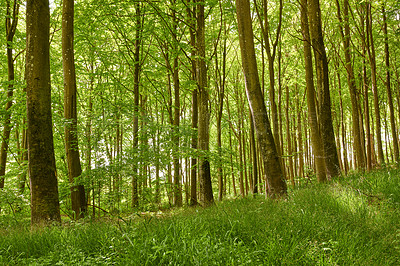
1 168 399 265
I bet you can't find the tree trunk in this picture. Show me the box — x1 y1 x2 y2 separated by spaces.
216 15 227 201
308 0 341 178
187 0 198 206
300 0 327 182
236 0 287 197
286 86 295 187
197 0 214 205
255 0 284 170
132 3 142 207
172 55 182 206
382 6 399 162
0 0 19 190
335 0 365 170
27 0 61 225
366 2 385 166
358 4 373 171
249 112 258 194
62 0 86 219
296 96 304 179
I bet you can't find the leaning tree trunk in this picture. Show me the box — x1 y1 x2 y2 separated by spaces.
197 0 214 206
62 0 86 219
308 0 341 178
236 0 287 197
27 0 61 226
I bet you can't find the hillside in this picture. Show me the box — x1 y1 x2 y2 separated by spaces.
1 169 399 265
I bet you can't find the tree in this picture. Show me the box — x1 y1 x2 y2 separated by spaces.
335 0 365 170
308 0 341 178
254 0 284 169
366 2 385 166
300 0 327 182
62 0 86 219
26 0 61 225
197 0 214 205
170 0 182 207
0 0 19 190
235 0 287 197
382 4 399 162
132 2 142 207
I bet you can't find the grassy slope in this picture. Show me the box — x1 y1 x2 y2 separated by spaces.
1 169 399 265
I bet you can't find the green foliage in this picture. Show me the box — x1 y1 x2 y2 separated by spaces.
1 169 399 265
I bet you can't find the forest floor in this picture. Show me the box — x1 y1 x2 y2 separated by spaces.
1 168 400 265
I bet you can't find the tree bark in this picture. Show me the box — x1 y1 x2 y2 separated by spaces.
0 0 19 190
27 0 61 225
187 0 198 206
132 3 142 207
335 0 365 169
197 0 214 205
308 0 341 178
366 2 385 166
358 4 373 170
62 0 86 219
171 2 182 207
300 0 327 182
285 86 295 187
236 0 287 197
249 112 258 194
382 5 399 162
254 0 284 170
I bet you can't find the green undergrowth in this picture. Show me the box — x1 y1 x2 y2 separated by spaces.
1 169 399 265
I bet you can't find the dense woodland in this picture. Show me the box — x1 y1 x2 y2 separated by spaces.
0 0 399 225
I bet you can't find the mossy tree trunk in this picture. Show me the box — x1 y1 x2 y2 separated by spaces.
27 0 61 226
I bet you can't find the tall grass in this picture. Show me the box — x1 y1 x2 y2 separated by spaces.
1 169 399 265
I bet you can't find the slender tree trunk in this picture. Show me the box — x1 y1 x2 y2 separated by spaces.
62 0 86 219
0 0 19 190
17 124 28 194
335 0 365 169
296 96 304 179
366 2 385 166
338 73 349 173
236 0 287 197
249 112 258 194
187 0 198 206
132 3 142 207
300 0 327 182
237 101 245 196
27 0 61 225
359 5 373 170
286 86 295 187
382 6 399 162
86 62 94 216
197 0 214 205
216 17 227 201
227 100 237 197
254 0 284 169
